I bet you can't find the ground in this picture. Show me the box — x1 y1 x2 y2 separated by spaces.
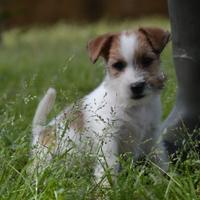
0 17 200 200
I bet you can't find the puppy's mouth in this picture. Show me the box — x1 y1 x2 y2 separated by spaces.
131 94 145 100
129 73 166 101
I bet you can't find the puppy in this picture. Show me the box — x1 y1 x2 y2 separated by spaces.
31 27 170 183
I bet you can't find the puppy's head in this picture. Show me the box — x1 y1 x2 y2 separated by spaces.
87 27 170 105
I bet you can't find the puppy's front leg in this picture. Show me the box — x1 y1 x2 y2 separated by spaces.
150 141 169 172
94 138 118 185
153 141 169 172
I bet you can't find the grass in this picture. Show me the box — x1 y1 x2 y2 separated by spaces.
0 17 199 199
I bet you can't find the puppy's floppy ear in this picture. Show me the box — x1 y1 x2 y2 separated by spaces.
87 33 114 63
139 27 171 54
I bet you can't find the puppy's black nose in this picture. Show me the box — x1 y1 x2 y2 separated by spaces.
130 81 146 98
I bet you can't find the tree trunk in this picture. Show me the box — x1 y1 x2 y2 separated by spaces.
163 0 200 154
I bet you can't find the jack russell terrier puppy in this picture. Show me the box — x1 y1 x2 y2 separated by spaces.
31 27 170 183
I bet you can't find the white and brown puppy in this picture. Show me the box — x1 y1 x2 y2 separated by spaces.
31 27 170 183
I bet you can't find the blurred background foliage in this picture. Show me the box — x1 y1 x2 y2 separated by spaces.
0 0 168 29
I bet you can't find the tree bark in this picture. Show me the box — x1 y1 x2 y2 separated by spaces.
163 0 200 154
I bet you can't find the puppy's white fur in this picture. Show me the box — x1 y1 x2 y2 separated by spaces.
31 28 170 183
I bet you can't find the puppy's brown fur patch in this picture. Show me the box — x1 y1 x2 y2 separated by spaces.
136 29 168 89
70 110 84 132
107 34 123 77
39 126 56 148
60 103 85 133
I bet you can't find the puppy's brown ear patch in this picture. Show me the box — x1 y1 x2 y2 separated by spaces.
87 33 114 63
139 27 171 54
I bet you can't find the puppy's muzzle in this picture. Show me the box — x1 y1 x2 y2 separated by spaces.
130 81 146 99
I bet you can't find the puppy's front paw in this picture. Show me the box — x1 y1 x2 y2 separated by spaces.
94 164 115 187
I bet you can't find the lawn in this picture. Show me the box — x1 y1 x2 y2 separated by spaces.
0 17 199 200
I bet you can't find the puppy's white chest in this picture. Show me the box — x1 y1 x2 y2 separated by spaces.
117 98 161 157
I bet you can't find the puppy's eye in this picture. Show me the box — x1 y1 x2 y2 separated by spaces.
141 56 154 67
112 61 126 71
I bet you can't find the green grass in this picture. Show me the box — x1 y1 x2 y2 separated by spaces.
0 17 199 200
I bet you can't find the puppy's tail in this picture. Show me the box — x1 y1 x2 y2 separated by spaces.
32 88 56 143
